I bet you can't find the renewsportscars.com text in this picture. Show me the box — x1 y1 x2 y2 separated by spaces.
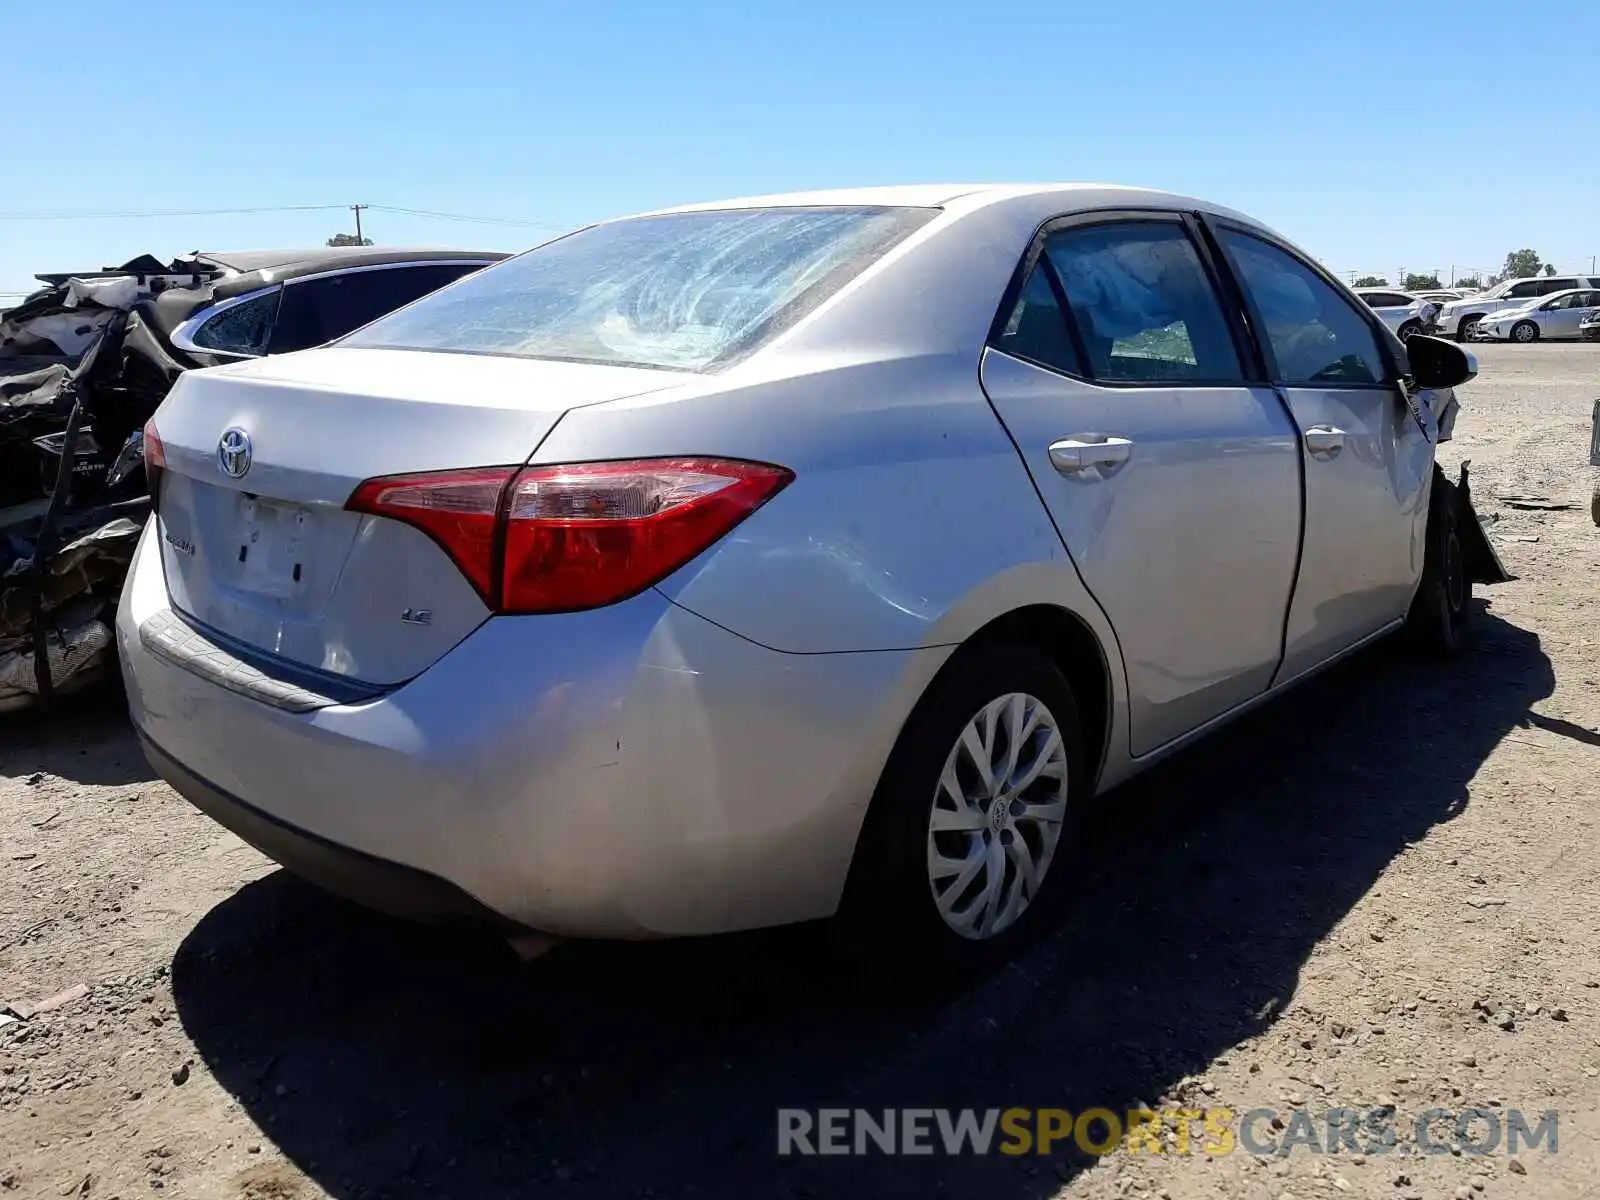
777 1106 1558 1158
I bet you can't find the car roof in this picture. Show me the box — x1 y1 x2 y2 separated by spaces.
1500 274 1589 286
192 246 508 278
635 182 1247 219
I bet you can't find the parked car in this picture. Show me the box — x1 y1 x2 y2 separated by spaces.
1353 288 1437 339
1435 274 1600 341
1411 289 1466 306
119 185 1502 971
1472 288 1600 343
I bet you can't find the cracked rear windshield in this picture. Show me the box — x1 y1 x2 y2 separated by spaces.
342 206 934 371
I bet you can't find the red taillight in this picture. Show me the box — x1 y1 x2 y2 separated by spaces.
345 457 792 613
346 467 517 601
142 418 166 508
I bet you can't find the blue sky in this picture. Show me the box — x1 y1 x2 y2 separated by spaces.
3 1 1595 299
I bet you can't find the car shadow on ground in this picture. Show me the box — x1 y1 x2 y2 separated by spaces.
0 677 156 787
173 607 1552 1200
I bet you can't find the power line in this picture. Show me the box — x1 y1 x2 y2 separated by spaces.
0 202 561 229
365 205 561 229
0 204 349 221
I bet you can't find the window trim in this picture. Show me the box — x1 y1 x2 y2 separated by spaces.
170 284 283 359
1197 216 1404 392
985 208 1260 389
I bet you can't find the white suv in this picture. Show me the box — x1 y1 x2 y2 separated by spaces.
1437 275 1600 341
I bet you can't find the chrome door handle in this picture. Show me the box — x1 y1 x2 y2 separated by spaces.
1303 425 1347 457
1048 436 1134 474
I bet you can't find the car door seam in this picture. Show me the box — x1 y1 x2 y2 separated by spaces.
974 349 1132 752
1267 381 1309 691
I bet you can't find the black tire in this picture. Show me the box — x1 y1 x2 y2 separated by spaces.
1405 469 1473 658
1511 320 1539 343
1456 315 1482 341
1398 320 1423 342
837 641 1088 978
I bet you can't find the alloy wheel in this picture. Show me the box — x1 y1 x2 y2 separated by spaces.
926 692 1068 940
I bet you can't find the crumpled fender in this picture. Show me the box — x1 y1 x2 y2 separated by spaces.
1447 460 1513 584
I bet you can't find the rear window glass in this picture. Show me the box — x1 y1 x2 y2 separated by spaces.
342 206 935 371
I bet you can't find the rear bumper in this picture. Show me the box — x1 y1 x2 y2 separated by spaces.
140 733 510 926
117 520 942 938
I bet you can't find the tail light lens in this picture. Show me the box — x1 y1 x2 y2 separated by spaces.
346 457 792 614
142 418 166 509
346 468 517 601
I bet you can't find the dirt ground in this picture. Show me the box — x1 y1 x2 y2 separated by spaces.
3 341 1599 1200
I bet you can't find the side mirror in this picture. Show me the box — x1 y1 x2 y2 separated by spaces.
1406 334 1477 390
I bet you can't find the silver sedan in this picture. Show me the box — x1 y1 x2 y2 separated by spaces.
1352 287 1437 339
118 184 1487 972
1473 288 1600 342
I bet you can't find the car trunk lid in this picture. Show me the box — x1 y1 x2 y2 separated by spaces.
151 347 681 685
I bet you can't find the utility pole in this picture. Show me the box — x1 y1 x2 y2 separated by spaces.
351 203 368 243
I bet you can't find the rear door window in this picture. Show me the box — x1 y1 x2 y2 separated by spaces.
1505 281 1545 299
270 263 487 353
1040 221 1243 383
1216 229 1387 387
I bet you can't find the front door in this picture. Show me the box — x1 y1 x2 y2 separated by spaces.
1209 225 1434 683
979 215 1302 756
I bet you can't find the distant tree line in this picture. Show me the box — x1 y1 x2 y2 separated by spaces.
1353 251 1563 291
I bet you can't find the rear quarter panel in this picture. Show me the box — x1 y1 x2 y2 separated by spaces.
534 355 1103 649
533 354 1132 793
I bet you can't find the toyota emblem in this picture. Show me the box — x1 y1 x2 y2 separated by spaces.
217 427 252 479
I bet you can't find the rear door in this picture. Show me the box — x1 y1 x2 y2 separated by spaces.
1208 223 1433 683
979 212 1302 756
1576 291 1600 334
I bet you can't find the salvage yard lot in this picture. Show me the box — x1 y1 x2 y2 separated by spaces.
3 341 1599 1200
